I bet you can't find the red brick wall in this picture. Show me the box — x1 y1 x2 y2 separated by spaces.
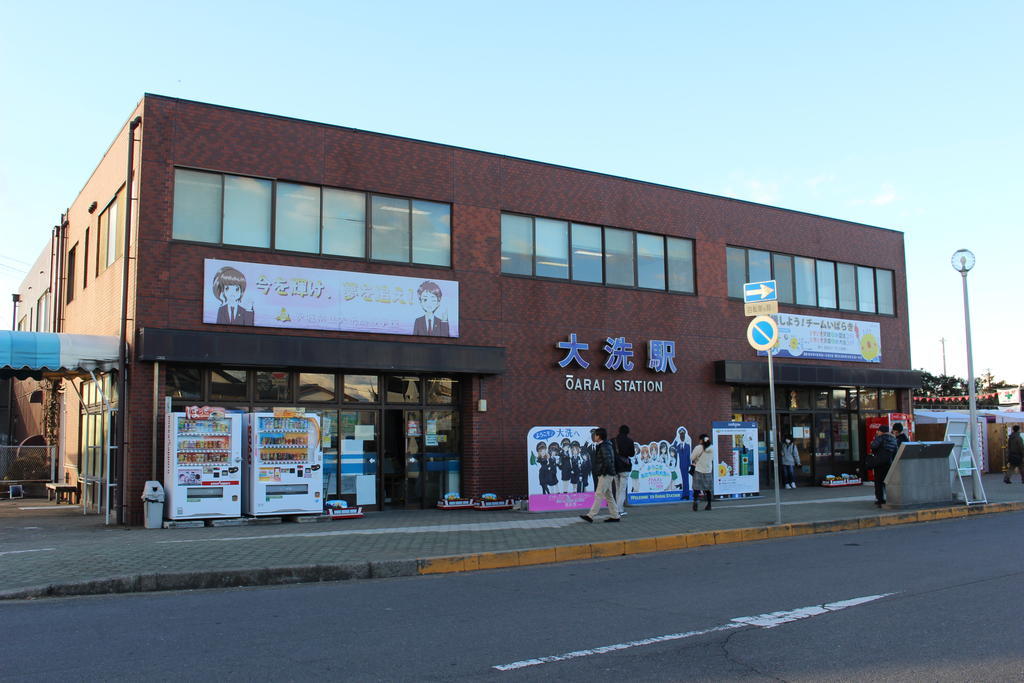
60 95 912 521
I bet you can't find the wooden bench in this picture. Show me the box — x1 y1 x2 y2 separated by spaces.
45 483 80 504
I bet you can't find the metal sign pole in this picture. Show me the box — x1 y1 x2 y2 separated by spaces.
768 350 781 525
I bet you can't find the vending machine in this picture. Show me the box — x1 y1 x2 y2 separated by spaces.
243 412 323 516
164 408 243 520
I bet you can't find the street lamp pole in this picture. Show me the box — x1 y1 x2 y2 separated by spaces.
951 249 981 498
960 270 977 456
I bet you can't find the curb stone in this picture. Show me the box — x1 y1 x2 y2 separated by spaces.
2 501 1022 601
415 500 1024 575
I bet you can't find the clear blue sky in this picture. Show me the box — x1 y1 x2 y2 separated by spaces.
1 0 1020 382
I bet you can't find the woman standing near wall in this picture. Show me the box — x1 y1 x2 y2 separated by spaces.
690 434 714 511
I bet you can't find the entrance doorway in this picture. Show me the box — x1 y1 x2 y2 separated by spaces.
382 409 424 508
779 414 813 483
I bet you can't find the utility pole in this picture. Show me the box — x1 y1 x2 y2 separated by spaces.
939 337 947 375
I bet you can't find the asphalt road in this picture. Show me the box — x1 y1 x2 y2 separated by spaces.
3 512 1023 682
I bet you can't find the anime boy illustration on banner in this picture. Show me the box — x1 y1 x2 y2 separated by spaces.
412 281 451 337
670 426 692 493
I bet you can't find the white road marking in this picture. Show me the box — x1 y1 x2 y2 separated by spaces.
17 505 81 510
157 517 582 544
0 547 56 557
493 593 895 671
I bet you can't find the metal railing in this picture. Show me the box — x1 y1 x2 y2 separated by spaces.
0 445 56 482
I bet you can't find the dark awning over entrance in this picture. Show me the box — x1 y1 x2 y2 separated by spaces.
714 360 921 389
136 328 506 375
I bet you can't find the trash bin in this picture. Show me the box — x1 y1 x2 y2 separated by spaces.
141 481 165 529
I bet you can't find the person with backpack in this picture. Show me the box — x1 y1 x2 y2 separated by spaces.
580 428 620 523
1004 425 1024 484
869 424 898 507
612 425 636 516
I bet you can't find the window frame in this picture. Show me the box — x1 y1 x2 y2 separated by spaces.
169 167 453 270
726 245 896 317
499 211 695 296
65 244 77 304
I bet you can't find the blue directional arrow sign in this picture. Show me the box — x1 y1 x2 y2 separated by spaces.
743 280 778 304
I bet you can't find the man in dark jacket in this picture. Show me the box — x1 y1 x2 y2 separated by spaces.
1004 425 1024 484
892 423 909 446
869 425 899 507
580 428 620 523
613 425 636 515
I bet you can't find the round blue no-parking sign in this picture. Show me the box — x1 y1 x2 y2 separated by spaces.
746 315 778 351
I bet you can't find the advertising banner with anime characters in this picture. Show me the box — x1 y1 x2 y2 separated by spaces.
526 425 691 512
711 421 760 495
202 259 459 337
527 426 597 512
626 426 691 505
758 313 881 363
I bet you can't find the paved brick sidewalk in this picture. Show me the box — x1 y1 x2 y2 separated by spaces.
2 474 1022 598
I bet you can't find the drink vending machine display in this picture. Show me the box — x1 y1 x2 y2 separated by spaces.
164 411 243 519
243 413 323 516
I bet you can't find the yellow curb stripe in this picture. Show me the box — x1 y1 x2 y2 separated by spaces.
713 528 744 545
685 531 715 548
417 502 1024 575
590 540 625 558
555 544 592 562
623 538 658 555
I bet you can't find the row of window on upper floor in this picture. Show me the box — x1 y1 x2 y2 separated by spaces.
81 167 895 318
726 247 896 315
171 168 451 267
500 213 695 293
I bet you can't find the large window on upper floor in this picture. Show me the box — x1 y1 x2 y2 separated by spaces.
500 212 695 294
96 186 126 274
727 246 896 315
65 244 77 304
171 168 451 268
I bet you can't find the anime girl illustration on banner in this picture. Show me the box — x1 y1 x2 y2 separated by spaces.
625 426 690 505
211 266 255 326
527 426 596 512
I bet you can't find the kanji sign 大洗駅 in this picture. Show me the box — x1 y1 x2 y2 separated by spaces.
555 333 676 394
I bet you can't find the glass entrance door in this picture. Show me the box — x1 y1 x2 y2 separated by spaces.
813 413 833 482
381 409 424 508
780 414 813 483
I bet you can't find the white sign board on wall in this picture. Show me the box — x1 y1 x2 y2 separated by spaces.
203 258 459 337
759 313 881 363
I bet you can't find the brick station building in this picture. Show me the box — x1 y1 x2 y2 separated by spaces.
17 95 919 524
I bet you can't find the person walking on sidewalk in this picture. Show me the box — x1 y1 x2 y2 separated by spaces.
780 436 801 489
613 425 635 516
1005 425 1024 484
690 434 714 511
869 425 898 507
580 428 621 523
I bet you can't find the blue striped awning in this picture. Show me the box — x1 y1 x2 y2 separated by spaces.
0 331 119 378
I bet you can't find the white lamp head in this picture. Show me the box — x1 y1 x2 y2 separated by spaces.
951 249 975 273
